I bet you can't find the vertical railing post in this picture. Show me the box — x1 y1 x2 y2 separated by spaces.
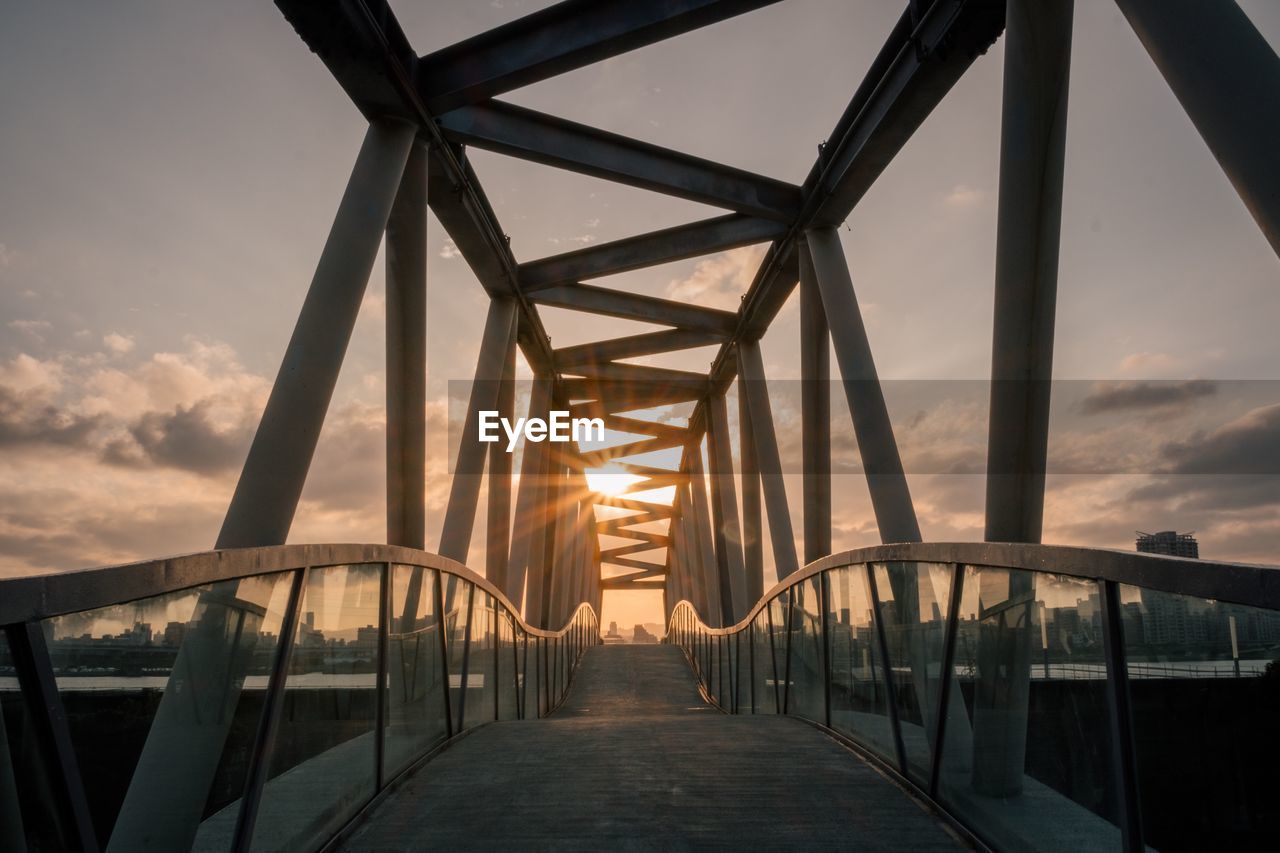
867 564 908 776
374 563 390 788
231 568 306 853
820 572 832 728
928 563 965 798
433 572 453 737
1101 580 1144 853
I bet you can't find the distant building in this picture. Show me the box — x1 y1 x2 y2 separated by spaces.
632 624 656 644
603 621 625 644
1136 530 1199 559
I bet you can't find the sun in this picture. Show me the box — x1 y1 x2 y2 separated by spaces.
585 463 647 497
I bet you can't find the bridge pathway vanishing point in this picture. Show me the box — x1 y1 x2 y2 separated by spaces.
340 644 967 851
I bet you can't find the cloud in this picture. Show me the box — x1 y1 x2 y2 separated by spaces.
439 239 461 260
103 332 135 354
8 319 51 341
942 184 984 208
0 243 13 268
0 385 101 449
1079 380 1217 415
1161 403 1280 476
111 400 253 474
1118 351 1179 374
665 245 765 309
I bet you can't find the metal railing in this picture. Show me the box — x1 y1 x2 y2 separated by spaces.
668 542 1280 853
0 544 599 853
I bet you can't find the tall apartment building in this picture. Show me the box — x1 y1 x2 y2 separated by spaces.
1136 530 1199 558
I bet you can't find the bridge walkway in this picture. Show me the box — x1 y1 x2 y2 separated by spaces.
339 644 968 851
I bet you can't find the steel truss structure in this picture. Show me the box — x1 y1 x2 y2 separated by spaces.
217 0 1280 629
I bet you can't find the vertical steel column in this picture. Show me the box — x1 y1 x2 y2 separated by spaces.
799 243 831 564
738 341 800 582
486 323 517 584
707 393 747 623
507 377 553 611
686 450 724 625
438 298 519 563
219 121 416 548
739 379 763 603
386 141 428 551
1116 0 1280 257
985 0 1072 545
974 2 1072 797
805 228 920 545
534 441 564 628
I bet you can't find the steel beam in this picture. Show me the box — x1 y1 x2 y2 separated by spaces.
1116 0 1280 258
487 322 517 584
805 227 920 544
530 282 738 332
219 120 415 549
564 361 707 385
738 340 799 581
739 376 763 603
417 0 783 112
984 0 1072 545
799 243 831 563
507 377 554 610
438 298 519 563
519 214 788 291
686 450 723 624
555 328 728 367
386 141 428 550
438 102 800 220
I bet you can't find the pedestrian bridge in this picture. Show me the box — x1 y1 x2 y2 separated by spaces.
6 0 1280 850
3 541 1278 852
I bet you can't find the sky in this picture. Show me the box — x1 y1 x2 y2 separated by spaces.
1 1 1278 631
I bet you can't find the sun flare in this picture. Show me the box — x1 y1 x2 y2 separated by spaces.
585 464 647 497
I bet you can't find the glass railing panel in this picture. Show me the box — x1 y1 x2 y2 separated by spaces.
1118 586 1280 851
34 572 292 850
752 609 777 714
937 567 1122 853
464 592 496 730
826 564 895 764
871 561 952 783
383 565 446 783
709 635 720 704
250 563 381 853
497 613 518 722
787 575 826 722
442 578 472 729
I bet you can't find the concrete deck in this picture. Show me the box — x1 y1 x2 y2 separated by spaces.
339 645 967 851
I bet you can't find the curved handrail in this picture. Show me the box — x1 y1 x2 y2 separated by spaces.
0 544 599 853
0 543 593 639
667 541 1280 853
672 540 1280 633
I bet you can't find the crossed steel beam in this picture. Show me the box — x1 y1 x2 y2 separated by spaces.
223 0 1279 631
